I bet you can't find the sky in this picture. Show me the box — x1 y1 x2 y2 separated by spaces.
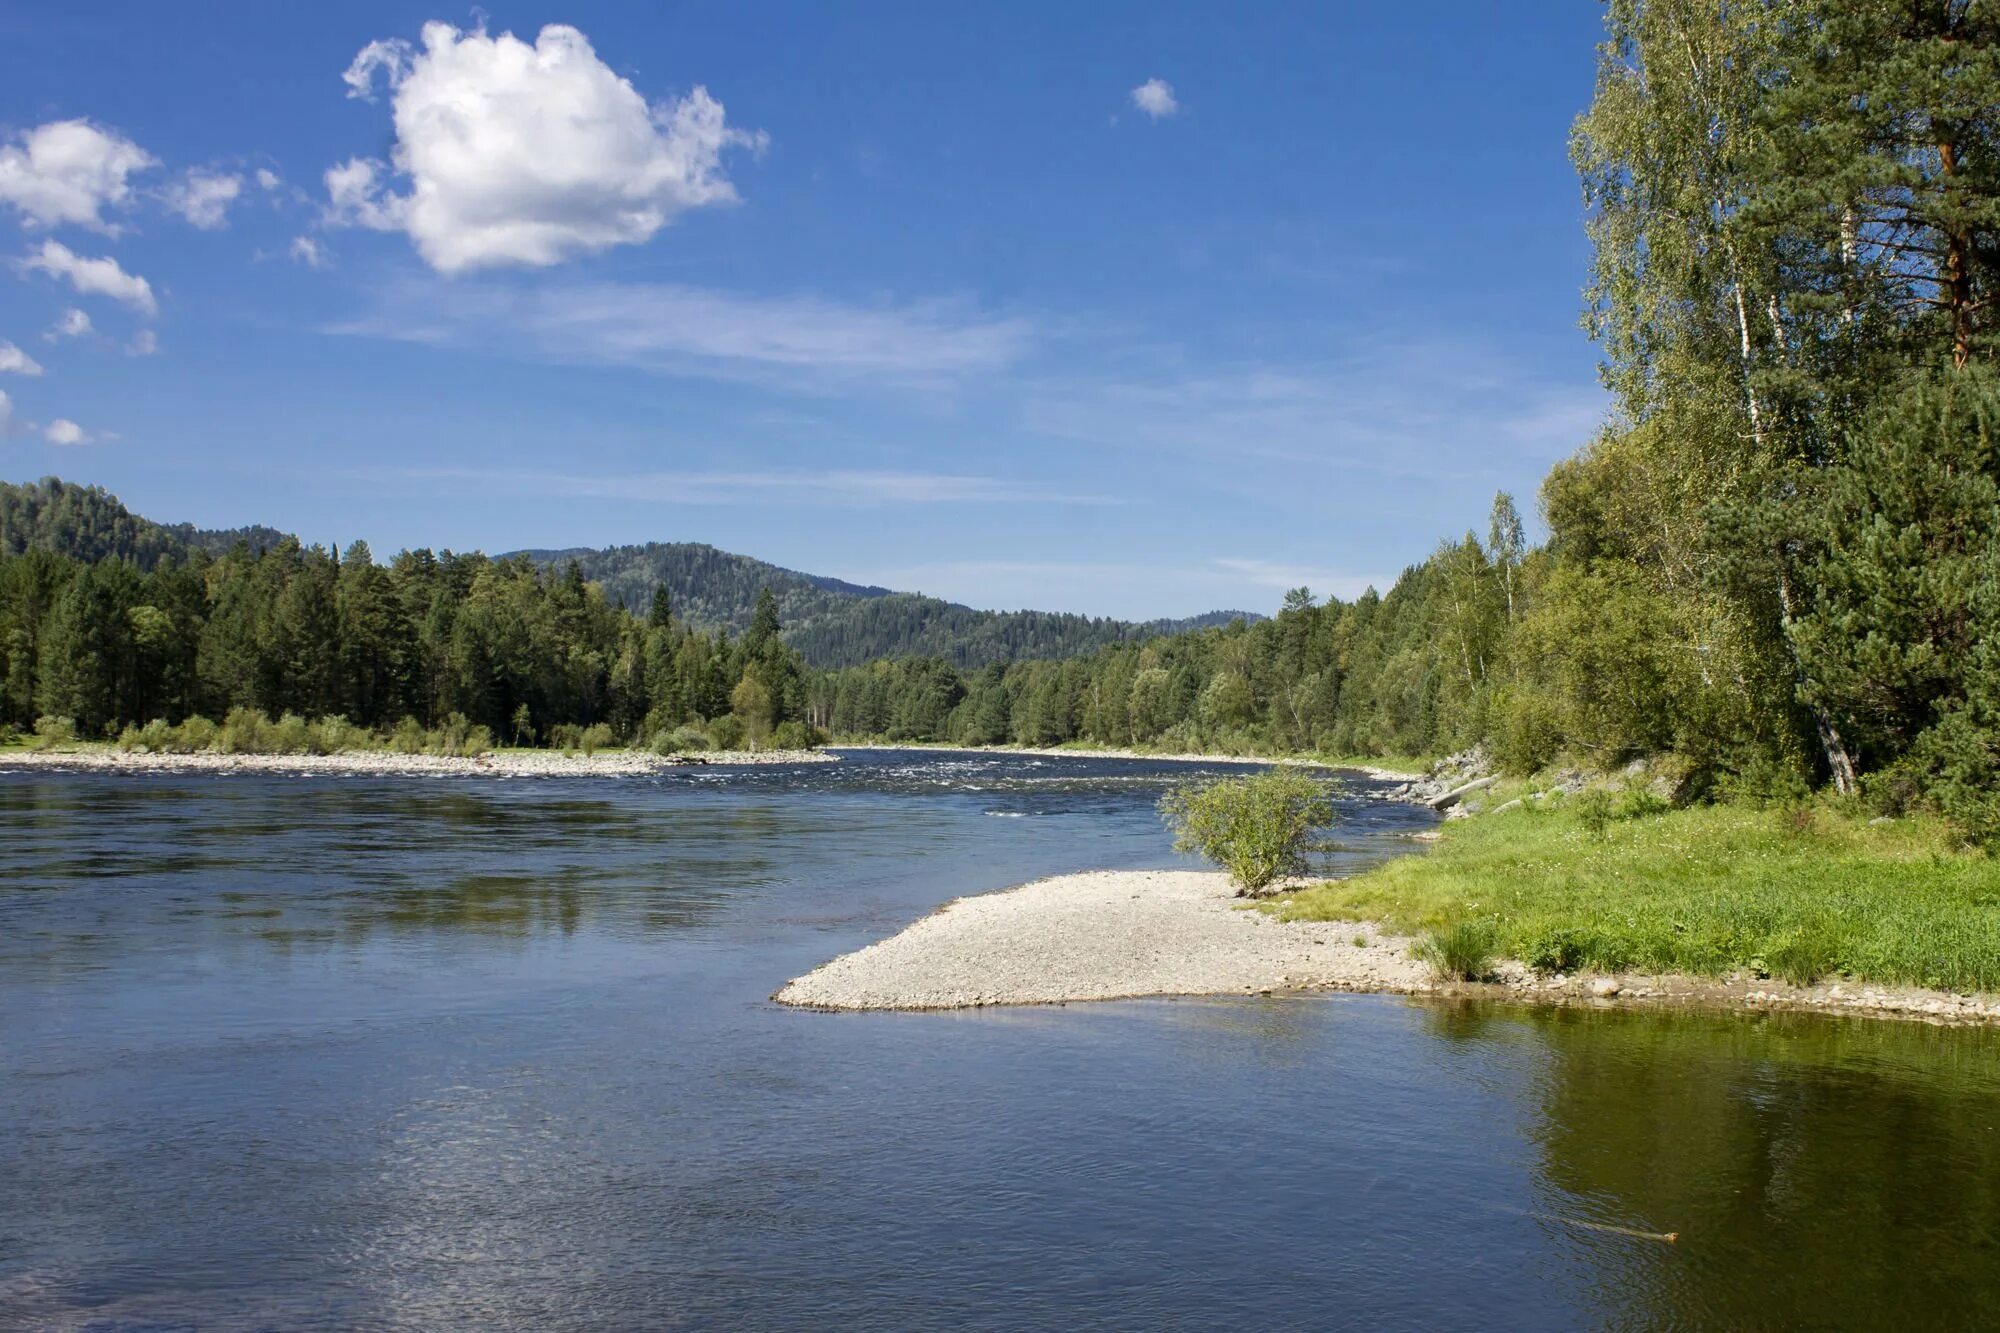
0 1 1610 620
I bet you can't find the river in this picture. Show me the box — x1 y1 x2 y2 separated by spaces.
1 748 1995 1328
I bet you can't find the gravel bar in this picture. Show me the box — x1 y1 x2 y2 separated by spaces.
775 869 1428 1010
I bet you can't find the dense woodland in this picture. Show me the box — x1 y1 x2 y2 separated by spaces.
5 3 2000 833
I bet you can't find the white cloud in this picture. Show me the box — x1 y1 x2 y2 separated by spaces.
163 168 243 228
22 240 158 314
44 418 90 445
0 390 10 432
0 339 42 375
0 119 156 230
289 235 329 267
46 307 92 340
328 21 764 273
333 279 1033 391
127 328 159 356
1130 78 1179 118
256 167 283 191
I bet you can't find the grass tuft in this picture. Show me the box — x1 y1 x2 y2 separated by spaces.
1416 919 1496 982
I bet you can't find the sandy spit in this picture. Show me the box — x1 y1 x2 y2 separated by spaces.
778 868 2000 1026
839 743 1424 782
775 869 1431 1010
0 748 835 778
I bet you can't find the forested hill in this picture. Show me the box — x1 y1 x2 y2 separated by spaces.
1 478 288 567
1 479 1259 669
508 542 1256 667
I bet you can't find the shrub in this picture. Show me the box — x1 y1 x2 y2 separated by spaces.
388 717 426 755
31 715 77 750
1522 926 1588 976
269 712 313 754
428 713 488 757
1572 788 1615 840
771 719 824 751
577 722 615 756
708 714 748 751
311 715 370 754
1493 686 1563 776
177 715 218 752
217 707 273 754
1615 783 1670 821
1158 769 1338 895
653 725 711 755
1417 919 1496 982
547 722 583 755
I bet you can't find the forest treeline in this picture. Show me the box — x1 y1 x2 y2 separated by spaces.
1 480 1255 670
0 538 819 753
5 3 2000 835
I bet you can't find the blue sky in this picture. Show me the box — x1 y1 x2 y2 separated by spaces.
1 2 1607 619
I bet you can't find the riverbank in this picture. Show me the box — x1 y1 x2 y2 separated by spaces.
781 795 2000 1025
839 741 1429 782
0 746 835 778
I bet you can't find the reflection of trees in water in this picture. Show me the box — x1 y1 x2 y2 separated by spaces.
1507 1005 2000 1327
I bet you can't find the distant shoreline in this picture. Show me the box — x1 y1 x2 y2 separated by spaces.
835 742 1427 784
0 747 835 778
775 868 2000 1026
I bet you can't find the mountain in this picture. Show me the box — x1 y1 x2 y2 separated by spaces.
507 541 1259 667
1 477 1263 668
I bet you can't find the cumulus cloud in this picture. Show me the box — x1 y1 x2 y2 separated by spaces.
127 328 159 356
256 167 283 191
1130 78 1178 118
0 339 42 375
0 119 156 230
47 307 92 340
289 235 329 268
163 168 243 228
0 390 10 432
327 21 764 272
43 417 91 446
21 240 158 314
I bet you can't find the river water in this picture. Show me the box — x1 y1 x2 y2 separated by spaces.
1 748 1995 1329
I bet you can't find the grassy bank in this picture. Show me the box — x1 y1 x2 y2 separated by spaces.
1276 801 2000 994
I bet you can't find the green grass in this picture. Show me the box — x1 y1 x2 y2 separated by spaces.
1274 800 2000 992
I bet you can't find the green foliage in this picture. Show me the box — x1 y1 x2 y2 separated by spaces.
1158 769 1338 895
1573 789 1615 840
1416 919 1496 983
1282 801 2000 994
577 723 614 756
1521 926 1588 977
651 724 710 755
30 714 75 750
708 714 747 750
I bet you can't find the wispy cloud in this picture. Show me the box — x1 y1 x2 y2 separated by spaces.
366 466 1113 507
1209 557 1384 600
330 278 1036 393
1022 338 1604 478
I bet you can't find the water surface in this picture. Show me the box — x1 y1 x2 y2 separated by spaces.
2 749 1995 1328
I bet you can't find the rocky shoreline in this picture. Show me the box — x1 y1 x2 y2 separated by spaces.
0 747 835 778
777 868 2000 1027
